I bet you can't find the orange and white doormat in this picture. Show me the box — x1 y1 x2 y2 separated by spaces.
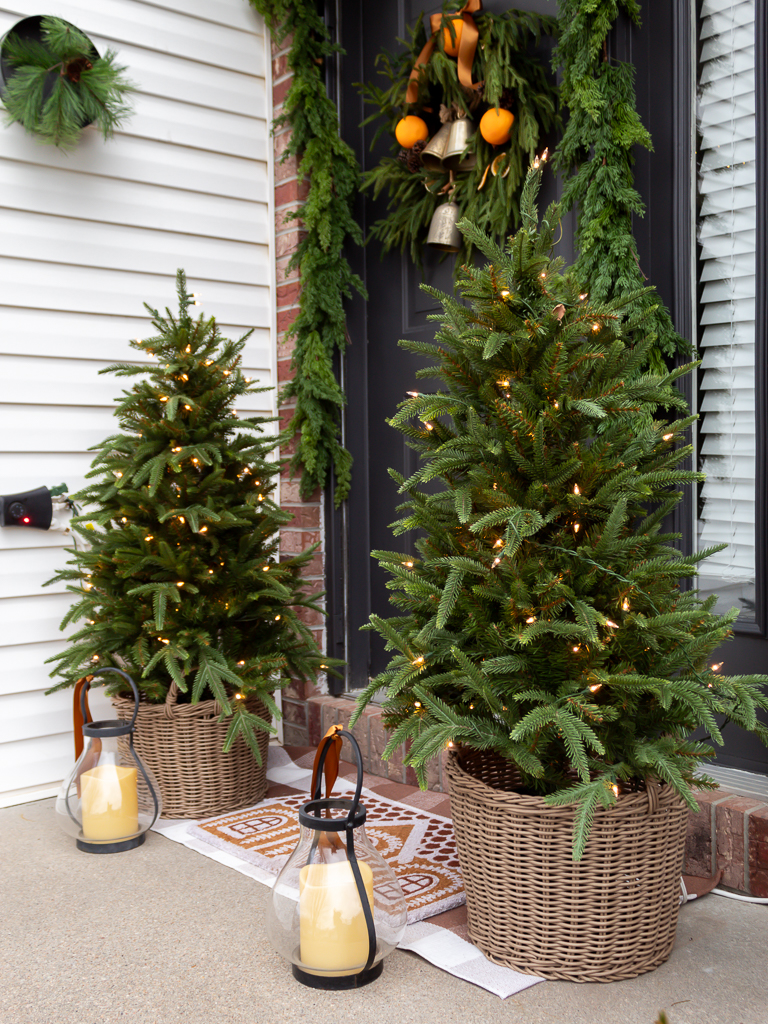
188 789 465 923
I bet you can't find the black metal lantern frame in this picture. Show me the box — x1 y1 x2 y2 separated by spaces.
295 731 378 988
63 668 161 854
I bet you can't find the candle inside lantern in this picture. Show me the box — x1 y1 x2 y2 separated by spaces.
80 765 139 841
299 859 375 975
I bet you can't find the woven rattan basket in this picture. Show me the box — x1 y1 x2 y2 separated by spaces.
111 682 270 819
446 749 688 982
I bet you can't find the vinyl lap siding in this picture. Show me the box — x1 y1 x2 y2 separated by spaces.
0 0 274 804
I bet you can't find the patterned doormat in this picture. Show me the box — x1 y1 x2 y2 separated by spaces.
188 789 465 924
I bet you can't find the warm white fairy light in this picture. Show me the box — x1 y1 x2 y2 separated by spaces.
403 560 414 567
406 390 420 398
178 516 185 524
663 433 674 441
199 526 208 533
553 401 559 410
237 660 245 666
258 493 264 501
589 683 602 693
235 693 243 700
121 517 127 523
275 615 281 621
573 646 580 653
185 345 191 353
494 538 503 548
540 271 546 279
612 784 620 798
160 638 169 645
592 323 600 332
223 370 230 376
446 740 455 749
574 522 581 533
205 359 213 366
605 619 618 629
413 656 425 666
622 598 630 611
492 557 501 567
414 701 421 709
424 422 434 431
192 458 199 464
181 374 188 381
160 396 168 402
184 404 192 411
526 616 536 624
114 471 123 478
177 581 184 588
262 565 270 572
573 484 580 495
711 662 723 672
579 292 588 301
91 654 99 662
208 569 214 575
498 379 510 388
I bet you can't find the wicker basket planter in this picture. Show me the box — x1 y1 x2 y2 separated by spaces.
446 749 689 982
112 682 270 819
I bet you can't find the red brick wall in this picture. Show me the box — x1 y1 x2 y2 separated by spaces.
685 789 768 896
271 30 324 745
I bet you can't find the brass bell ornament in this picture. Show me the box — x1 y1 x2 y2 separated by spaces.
444 117 476 172
426 200 462 252
420 122 452 171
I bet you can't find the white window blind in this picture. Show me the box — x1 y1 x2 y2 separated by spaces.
696 0 756 618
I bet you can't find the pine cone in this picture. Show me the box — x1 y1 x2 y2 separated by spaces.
406 138 427 173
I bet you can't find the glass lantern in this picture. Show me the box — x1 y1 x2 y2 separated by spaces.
55 667 162 853
266 730 408 989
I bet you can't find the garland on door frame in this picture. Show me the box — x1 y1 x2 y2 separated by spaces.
552 0 688 370
359 5 559 266
248 0 364 505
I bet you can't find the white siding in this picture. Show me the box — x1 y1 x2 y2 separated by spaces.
0 0 275 805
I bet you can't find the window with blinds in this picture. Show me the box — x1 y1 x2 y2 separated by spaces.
696 0 756 619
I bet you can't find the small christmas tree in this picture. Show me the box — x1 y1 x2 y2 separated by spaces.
47 270 327 758
351 158 768 857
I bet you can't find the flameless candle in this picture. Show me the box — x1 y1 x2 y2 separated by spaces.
299 859 374 975
80 764 139 841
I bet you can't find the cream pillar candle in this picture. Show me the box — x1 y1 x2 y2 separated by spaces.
80 765 139 841
299 859 375 975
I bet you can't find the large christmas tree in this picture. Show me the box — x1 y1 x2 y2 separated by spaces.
47 270 327 757
351 159 768 857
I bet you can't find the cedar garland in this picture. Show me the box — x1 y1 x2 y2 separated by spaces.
248 0 364 504
552 0 688 370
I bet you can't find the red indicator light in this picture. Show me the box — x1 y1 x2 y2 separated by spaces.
22 517 30 524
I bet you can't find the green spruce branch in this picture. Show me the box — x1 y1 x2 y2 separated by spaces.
248 1 365 504
45 269 335 757
351 161 768 859
552 0 688 370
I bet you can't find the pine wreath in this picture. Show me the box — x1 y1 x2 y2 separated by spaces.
360 5 560 266
0 16 134 150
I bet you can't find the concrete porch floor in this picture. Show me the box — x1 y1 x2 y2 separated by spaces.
1 795 766 1024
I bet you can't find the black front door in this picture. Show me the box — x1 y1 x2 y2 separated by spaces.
333 0 561 689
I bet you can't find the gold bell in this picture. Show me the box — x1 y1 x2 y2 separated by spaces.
444 118 476 172
426 201 461 252
420 123 453 172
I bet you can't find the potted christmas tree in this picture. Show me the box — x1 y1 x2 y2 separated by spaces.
47 270 328 818
350 159 768 980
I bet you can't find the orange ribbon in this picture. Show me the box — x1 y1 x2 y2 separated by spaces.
405 0 483 106
310 723 344 801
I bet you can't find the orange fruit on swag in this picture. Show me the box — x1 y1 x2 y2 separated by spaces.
395 115 429 149
479 107 515 146
443 17 464 57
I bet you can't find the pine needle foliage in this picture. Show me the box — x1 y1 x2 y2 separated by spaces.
350 162 768 859
1 16 134 149
45 270 330 759
551 0 686 371
248 0 365 504
360 6 559 267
